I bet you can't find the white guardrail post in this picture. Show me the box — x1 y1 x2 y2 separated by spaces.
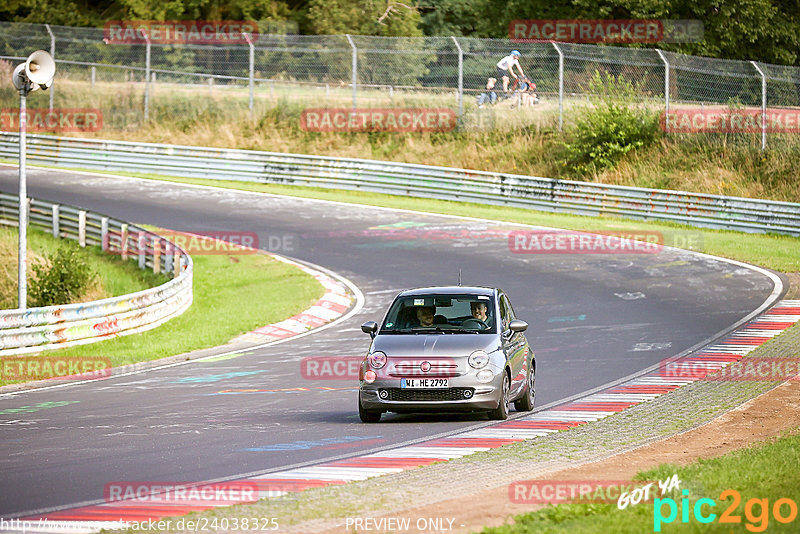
0 133 798 236
0 190 193 355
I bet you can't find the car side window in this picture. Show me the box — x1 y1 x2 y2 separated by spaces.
504 296 517 321
499 295 511 331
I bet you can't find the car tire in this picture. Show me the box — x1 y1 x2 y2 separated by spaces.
514 363 535 412
358 396 382 423
488 372 510 420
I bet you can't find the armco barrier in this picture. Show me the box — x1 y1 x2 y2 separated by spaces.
0 192 193 356
1 133 798 236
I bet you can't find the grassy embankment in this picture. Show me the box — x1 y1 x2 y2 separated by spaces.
483 431 800 533
0 225 324 387
0 225 162 310
2 77 798 203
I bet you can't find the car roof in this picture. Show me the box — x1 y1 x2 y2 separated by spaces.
397 286 497 297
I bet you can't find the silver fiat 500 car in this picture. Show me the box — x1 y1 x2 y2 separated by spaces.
358 286 535 423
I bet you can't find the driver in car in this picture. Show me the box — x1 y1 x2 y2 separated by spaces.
470 301 489 324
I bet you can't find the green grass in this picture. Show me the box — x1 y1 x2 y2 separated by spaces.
36 168 800 273
4 79 799 203
1 225 325 387
0 225 165 309
481 431 800 533
9 251 324 374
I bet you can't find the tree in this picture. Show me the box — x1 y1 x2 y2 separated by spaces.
306 0 422 36
0 0 119 26
418 0 484 36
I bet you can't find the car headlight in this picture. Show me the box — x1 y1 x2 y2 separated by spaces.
468 350 489 369
367 351 387 369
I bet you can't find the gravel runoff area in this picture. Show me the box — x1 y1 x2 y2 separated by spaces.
161 316 800 534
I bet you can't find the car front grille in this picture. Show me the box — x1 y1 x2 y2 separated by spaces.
383 388 475 402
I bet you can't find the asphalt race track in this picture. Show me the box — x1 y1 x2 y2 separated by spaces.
0 166 781 517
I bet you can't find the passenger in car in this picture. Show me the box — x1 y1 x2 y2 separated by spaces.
470 301 489 322
415 306 436 327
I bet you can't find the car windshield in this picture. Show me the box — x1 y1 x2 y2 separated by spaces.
381 294 496 334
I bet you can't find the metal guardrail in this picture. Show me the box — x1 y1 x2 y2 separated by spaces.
1 133 799 236
0 191 193 355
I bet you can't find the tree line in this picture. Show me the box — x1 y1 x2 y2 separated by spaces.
2 0 799 66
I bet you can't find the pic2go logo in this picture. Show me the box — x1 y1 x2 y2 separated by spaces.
654 489 798 532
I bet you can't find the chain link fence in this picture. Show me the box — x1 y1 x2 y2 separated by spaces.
1 21 799 147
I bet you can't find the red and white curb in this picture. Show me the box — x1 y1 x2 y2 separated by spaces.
15 300 800 531
234 256 353 344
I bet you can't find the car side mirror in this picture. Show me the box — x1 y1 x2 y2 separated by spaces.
509 319 528 333
361 321 378 338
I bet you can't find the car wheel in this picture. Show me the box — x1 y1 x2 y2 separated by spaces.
358 395 382 423
488 372 510 420
514 364 535 412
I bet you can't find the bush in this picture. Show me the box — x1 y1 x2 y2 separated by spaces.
28 245 98 307
563 71 662 175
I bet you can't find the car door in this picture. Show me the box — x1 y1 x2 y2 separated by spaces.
499 293 527 397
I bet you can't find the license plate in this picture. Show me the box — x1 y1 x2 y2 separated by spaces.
401 378 449 389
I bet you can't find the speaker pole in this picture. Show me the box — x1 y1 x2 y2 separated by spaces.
11 50 55 310
18 85 27 309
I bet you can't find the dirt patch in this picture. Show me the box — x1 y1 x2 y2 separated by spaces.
320 378 800 534
784 272 800 299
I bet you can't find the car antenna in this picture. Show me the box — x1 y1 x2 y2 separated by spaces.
458 268 462 286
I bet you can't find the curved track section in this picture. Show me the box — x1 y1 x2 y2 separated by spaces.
0 166 781 518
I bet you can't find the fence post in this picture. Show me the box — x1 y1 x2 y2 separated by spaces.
346 34 357 109
451 36 463 118
165 241 173 273
52 204 59 238
120 223 129 260
91 65 96 88
750 61 767 151
655 49 670 134
138 231 146 269
244 32 254 113
153 238 161 274
45 23 55 113
143 32 151 122
101 216 108 251
78 210 86 247
551 42 564 131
